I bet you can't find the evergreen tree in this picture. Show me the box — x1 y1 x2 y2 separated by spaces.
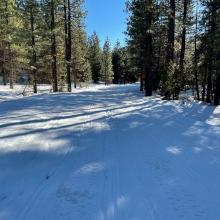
194 0 200 100
122 46 140 83
72 27 92 87
199 0 220 105
100 39 114 85
126 0 156 96
21 0 40 93
214 2 220 105
71 0 91 87
112 41 123 84
126 0 146 91
178 0 190 91
0 0 24 88
63 0 72 92
50 0 58 92
38 0 61 92
162 0 176 98
88 32 102 83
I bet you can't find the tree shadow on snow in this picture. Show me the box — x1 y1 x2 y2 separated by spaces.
0 85 220 219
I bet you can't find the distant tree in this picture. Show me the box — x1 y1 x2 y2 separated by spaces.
72 27 92 87
112 41 124 84
100 39 114 85
88 32 102 83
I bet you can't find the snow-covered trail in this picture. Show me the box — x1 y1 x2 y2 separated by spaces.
0 84 220 220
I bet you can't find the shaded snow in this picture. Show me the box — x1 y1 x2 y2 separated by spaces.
0 84 220 220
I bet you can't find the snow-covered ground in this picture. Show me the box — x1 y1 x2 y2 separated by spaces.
0 84 220 220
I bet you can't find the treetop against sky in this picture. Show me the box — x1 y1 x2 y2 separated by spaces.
85 0 127 47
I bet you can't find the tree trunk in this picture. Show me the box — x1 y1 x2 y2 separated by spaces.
64 0 72 92
179 0 188 90
8 45 13 89
214 39 220 105
194 0 200 100
164 0 175 98
5 1 13 89
206 57 212 103
214 73 220 105
1 42 7 85
166 0 175 64
144 35 153 96
63 0 68 58
67 0 72 92
2 66 7 85
202 61 207 102
206 5 217 103
30 6 37 93
50 0 58 92
144 0 153 96
194 55 200 100
73 67 77 88
140 73 144 92
105 59 107 86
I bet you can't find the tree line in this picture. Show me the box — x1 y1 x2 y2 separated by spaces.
0 0 219 106
0 0 138 94
126 0 220 105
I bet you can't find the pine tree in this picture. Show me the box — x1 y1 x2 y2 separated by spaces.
63 0 72 92
72 28 92 87
212 0 220 105
200 0 220 105
153 0 168 91
0 1 8 85
22 0 40 93
0 0 19 88
50 0 58 92
112 41 123 84
194 0 200 100
163 0 176 98
0 0 28 88
88 32 102 83
39 0 66 92
126 0 146 91
143 0 154 96
100 39 114 85
126 0 156 96
71 0 91 87
178 0 190 91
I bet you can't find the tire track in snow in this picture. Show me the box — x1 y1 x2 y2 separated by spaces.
15 104 96 220
95 104 118 220
107 111 158 220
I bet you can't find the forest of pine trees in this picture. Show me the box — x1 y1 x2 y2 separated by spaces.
0 0 219 105
126 0 220 105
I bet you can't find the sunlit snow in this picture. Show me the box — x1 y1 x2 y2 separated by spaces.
0 84 220 220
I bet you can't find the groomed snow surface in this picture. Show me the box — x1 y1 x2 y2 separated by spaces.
0 84 220 220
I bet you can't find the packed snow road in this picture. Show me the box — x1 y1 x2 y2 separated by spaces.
0 84 220 220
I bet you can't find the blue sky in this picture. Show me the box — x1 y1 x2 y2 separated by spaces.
85 0 127 48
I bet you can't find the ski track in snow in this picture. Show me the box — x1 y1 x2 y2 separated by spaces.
0 84 220 220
